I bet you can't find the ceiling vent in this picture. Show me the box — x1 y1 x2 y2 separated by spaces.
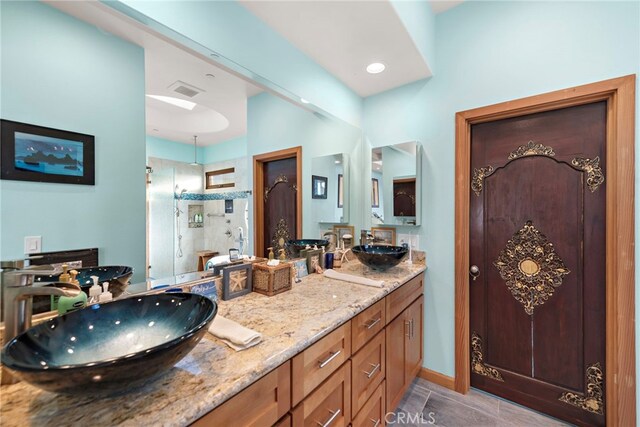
167 80 205 98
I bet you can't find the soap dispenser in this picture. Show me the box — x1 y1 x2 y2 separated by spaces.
51 264 71 310
99 282 113 303
57 268 87 315
88 275 102 304
278 249 286 261
268 247 275 260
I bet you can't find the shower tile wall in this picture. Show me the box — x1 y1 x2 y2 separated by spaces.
203 157 250 257
148 157 204 277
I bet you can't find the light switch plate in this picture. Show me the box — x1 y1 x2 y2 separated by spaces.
397 233 419 250
24 236 42 254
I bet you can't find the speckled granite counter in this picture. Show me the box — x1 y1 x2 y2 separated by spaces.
0 260 425 427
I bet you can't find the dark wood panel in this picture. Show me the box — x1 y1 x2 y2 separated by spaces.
263 157 297 257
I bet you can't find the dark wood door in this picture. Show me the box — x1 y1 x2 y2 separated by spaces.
469 102 606 427
263 157 298 257
393 178 416 217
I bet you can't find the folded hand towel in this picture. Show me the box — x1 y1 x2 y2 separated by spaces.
208 315 262 351
323 269 384 288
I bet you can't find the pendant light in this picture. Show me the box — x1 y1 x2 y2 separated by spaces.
190 135 199 166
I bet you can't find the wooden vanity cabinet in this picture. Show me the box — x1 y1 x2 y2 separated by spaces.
385 295 423 412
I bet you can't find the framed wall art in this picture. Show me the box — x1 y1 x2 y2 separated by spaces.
0 119 95 185
312 175 328 199
222 262 252 300
372 226 396 246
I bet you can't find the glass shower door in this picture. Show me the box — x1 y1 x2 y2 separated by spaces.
148 167 175 279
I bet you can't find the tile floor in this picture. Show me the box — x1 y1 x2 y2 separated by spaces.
389 377 571 426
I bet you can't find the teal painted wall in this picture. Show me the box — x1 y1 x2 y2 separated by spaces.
119 0 363 127
247 92 363 252
146 135 205 163
202 136 247 164
390 0 436 74
0 1 146 281
363 0 640 394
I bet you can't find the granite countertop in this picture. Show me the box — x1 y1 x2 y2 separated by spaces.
0 260 426 427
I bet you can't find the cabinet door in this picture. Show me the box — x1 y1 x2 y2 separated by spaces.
405 296 423 383
385 312 409 412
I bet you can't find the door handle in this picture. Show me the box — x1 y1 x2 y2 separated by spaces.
410 318 415 339
365 317 381 330
405 320 411 337
364 362 381 379
318 350 341 368
316 409 341 427
469 265 480 281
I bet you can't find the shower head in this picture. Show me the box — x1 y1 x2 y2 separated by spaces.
175 186 188 200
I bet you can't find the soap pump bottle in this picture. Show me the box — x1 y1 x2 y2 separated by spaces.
278 249 286 261
51 264 71 311
268 247 275 260
57 268 87 315
88 275 102 304
99 282 113 303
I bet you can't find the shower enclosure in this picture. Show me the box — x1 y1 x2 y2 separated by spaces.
147 167 175 279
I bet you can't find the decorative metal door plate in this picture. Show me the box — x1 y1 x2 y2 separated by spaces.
559 363 605 415
571 157 605 192
471 332 504 381
508 141 556 160
494 221 570 315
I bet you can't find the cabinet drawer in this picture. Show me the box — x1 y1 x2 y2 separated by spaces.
274 414 291 427
352 299 385 353
292 361 351 427
351 330 385 416
292 322 352 405
385 273 423 323
352 380 385 427
192 361 290 427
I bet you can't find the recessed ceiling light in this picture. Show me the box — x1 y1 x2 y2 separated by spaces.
300 98 310 104
146 95 196 111
334 160 341 164
205 73 215 79
366 62 386 74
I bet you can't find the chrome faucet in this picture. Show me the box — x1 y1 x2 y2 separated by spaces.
360 230 374 246
1 263 81 384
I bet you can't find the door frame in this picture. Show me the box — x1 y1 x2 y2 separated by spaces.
253 146 303 258
454 75 636 425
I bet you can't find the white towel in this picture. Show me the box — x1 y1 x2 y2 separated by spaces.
208 315 262 351
323 269 384 288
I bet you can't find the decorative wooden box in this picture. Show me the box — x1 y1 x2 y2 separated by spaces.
252 261 293 296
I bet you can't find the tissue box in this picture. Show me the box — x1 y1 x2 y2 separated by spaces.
252 261 292 296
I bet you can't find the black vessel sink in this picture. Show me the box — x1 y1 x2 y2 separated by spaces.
287 239 330 257
34 266 133 298
351 245 409 271
1 293 216 395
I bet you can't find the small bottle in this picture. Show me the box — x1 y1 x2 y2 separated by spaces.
268 247 275 260
99 282 113 303
279 249 286 261
52 264 71 310
88 275 102 304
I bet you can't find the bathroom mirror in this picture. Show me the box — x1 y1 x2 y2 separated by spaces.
310 153 350 225
370 141 422 227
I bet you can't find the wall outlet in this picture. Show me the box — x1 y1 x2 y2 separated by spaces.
24 236 42 254
397 233 419 250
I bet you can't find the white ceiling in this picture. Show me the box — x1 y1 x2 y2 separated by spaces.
239 0 433 97
46 1 262 146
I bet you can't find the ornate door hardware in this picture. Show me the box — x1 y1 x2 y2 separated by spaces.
264 174 297 202
494 221 570 315
559 363 605 415
471 141 605 196
471 332 504 381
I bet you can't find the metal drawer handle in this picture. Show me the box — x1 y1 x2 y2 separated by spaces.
410 318 415 339
370 418 381 427
364 362 381 379
318 350 341 368
316 408 341 427
405 320 411 337
365 317 381 330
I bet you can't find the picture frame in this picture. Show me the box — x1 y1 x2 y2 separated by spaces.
1 119 95 185
312 175 328 199
333 225 355 249
372 178 380 208
292 258 309 278
372 226 396 246
222 262 252 300
337 174 344 208
305 248 324 273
